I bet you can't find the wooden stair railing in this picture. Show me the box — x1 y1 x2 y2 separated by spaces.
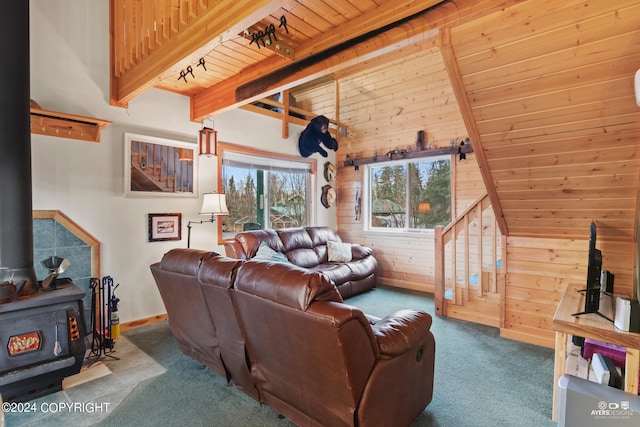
130 141 193 193
434 192 505 318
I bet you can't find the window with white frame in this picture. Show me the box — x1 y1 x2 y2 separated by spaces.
366 156 451 230
221 149 313 236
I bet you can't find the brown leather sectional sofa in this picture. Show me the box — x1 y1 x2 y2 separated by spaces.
151 248 435 427
223 226 377 298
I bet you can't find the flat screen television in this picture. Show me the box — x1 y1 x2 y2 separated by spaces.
573 221 612 322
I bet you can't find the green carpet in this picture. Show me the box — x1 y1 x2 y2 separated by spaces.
98 286 556 427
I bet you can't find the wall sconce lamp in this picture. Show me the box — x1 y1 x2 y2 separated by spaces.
199 127 217 156
187 193 229 248
418 202 431 213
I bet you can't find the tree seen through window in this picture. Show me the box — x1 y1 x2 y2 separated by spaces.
368 158 450 230
222 166 308 232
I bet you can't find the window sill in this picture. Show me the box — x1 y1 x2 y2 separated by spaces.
365 228 436 237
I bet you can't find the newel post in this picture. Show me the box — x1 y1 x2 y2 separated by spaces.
434 226 445 317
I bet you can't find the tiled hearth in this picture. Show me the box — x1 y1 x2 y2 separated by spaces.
32 213 97 328
3 334 166 426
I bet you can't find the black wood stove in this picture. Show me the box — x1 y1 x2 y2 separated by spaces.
0 282 86 402
0 3 87 403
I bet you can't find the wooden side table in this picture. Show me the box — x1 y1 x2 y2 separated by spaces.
552 282 640 421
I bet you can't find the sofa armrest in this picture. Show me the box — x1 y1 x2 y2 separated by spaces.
365 313 382 325
371 309 432 357
359 309 435 427
350 244 373 260
224 241 247 260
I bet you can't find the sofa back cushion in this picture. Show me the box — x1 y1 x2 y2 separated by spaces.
198 254 243 290
235 229 284 258
233 226 350 268
232 259 377 427
276 228 318 268
306 226 342 263
150 249 225 376
197 254 259 400
306 226 341 245
159 247 215 275
236 260 342 310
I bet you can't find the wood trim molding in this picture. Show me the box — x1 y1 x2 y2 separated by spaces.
216 142 317 242
439 28 508 236
120 313 168 332
32 210 101 278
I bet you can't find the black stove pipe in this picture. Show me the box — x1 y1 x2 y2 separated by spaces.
0 2 37 296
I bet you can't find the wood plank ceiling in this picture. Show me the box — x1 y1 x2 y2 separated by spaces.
444 0 640 241
110 0 446 120
111 0 640 242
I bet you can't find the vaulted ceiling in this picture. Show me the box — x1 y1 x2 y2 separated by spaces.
110 0 446 120
110 0 640 242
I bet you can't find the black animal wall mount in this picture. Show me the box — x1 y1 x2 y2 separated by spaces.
298 115 338 158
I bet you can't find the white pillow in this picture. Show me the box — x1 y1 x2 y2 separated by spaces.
327 241 352 262
253 242 289 263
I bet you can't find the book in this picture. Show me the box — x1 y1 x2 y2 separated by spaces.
591 353 622 389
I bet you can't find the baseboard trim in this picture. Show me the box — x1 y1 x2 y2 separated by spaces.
120 313 168 332
500 328 554 349
379 277 434 293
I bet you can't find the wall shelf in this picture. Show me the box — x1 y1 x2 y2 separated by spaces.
30 107 111 143
343 142 473 167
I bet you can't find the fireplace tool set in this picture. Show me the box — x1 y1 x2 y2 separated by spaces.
87 276 121 362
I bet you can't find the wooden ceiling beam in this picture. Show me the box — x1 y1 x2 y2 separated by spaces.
191 4 462 121
110 0 290 107
439 27 508 236
290 0 445 59
190 0 517 121
191 0 449 120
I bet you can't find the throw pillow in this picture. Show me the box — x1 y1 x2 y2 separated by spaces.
253 241 289 263
327 240 352 262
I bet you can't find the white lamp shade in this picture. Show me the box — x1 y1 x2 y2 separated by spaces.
200 193 229 215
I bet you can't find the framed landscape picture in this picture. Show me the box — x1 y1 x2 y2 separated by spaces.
124 133 198 198
148 213 182 242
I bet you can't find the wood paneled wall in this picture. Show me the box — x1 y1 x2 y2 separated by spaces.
333 32 637 348
268 0 640 349
448 0 640 241
503 236 635 347
292 77 336 118
335 48 476 292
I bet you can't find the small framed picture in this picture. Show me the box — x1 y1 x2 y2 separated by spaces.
148 213 182 242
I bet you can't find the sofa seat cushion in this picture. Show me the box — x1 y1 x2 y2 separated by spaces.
310 262 353 285
345 256 378 281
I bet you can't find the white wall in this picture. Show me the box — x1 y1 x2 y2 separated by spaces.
28 0 336 323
